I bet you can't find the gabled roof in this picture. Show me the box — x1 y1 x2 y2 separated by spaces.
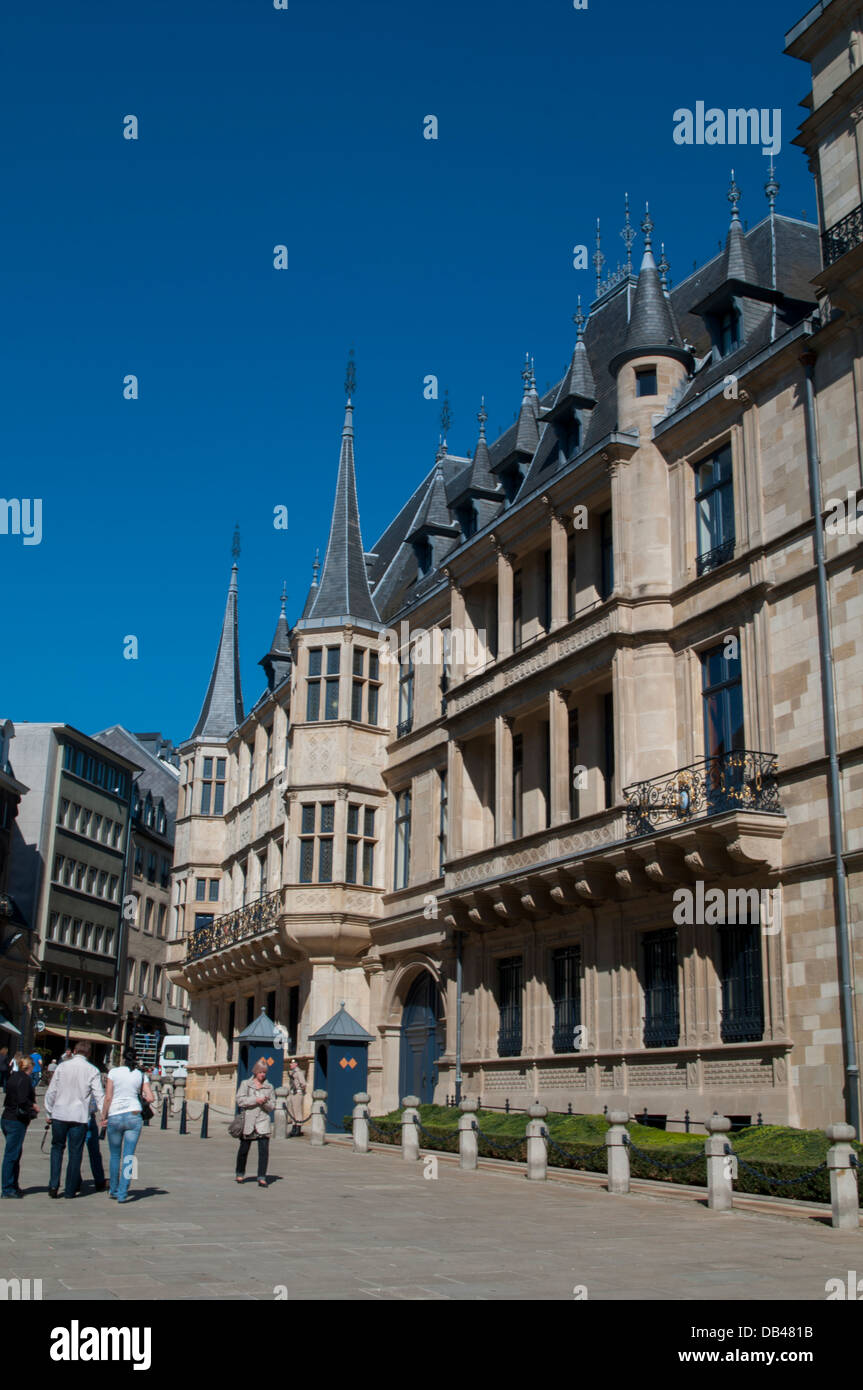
190 564 244 741
309 1002 374 1042
407 468 460 540
303 402 380 625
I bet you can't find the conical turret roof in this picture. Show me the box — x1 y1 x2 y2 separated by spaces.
304 401 380 625
191 558 244 740
609 212 692 376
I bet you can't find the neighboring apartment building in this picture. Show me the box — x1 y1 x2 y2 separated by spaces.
0 720 31 1047
7 723 139 1065
168 0 862 1132
93 728 188 1064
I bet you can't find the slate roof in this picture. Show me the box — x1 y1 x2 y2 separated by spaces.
303 402 381 625
190 565 245 740
237 1009 280 1042
308 1002 374 1042
92 726 180 841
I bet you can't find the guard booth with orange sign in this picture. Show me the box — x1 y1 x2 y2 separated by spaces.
309 1003 374 1133
235 1008 284 1090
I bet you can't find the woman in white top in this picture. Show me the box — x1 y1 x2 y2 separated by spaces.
99 1049 154 1203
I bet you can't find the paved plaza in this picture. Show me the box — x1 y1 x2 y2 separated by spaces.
1 1123 860 1301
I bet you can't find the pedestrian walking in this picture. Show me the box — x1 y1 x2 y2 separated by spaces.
29 1051 42 1086
76 1092 109 1194
1 1054 39 1197
100 1049 154 1204
234 1060 275 1187
286 1057 307 1136
44 1041 104 1199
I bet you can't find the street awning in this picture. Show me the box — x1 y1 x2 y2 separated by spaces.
0 1014 21 1036
41 1025 118 1046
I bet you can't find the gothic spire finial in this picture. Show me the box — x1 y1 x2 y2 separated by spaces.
344 346 356 402
658 242 670 290
573 295 585 340
280 581 287 615
621 192 636 274
477 396 487 436
764 158 779 211
312 547 320 585
728 170 741 221
231 522 240 564
439 388 452 446
593 218 605 296
641 202 653 251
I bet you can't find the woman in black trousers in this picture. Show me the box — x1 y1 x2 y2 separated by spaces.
2 1054 39 1197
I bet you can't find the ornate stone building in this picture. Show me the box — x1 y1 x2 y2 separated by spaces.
168 0 862 1132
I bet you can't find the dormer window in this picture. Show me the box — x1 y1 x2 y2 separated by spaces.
561 414 581 459
635 367 658 397
415 539 433 576
500 465 523 505
457 504 477 539
718 306 740 356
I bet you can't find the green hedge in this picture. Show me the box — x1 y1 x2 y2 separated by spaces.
342 1106 861 1204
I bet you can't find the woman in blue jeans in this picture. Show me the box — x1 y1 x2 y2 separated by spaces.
100 1049 154 1203
1 1054 38 1197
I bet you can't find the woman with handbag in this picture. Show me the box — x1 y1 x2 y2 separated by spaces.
233 1060 275 1187
99 1048 154 1203
1 1054 39 1197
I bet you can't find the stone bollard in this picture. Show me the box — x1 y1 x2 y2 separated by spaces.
605 1110 631 1195
275 1085 289 1137
458 1098 479 1171
352 1093 371 1154
825 1123 860 1231
705 1114 734 1212
172 1079 185 1117
526 1102 548 1181
309 1090 327 1147
401 1095 420 1162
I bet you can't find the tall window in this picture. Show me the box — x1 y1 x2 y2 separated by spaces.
701 641 744 761
352 648 365 722
643 929 680 1048
298 804 334 883
438 769 447 877
568 708 580 820
394 788 411 889
542 549 552 631
636 365 657 396
346 804 376 886
512 733 524 839
368 650 380 726
200 757 226 814
552 946 582 1053
603 692 615 809
541 720 551 828
299 805 315 883
258 851 268 898
513 569 523 649
226 1001 236 1063
247 742 254 796
398 649 414 737
497 956 523 1057
717 306 740 357
567 532 577 619
325 647 340 720
307 647 322 720
264 726 272 782
694 445 735 575
599 510 614 600
719 922 765 1043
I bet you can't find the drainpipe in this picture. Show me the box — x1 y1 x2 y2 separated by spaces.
800 348 860 1135
455 930 463 1105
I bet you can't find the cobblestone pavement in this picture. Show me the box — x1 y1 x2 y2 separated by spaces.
1 1125 859 1300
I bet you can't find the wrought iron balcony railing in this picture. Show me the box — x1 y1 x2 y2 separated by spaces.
623 750 781 839
185 888 283 962
696 537 735 577
822 202 863 268
396 714 413 739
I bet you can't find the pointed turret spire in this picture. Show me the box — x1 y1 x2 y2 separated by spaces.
468 396 497 491
190 539 245 740
259 582 292 692
515 355 540 453
304 369 380 625
609 206 692 376
722 170 758 283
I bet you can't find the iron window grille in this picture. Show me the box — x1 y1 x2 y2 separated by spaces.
719 922 765 1043
642 929 680 1048
552 946 582 1053
497 956 523 1057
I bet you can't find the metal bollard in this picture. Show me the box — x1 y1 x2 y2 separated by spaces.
179 1100 188 1136
705 1114 734 1212
352 1092 370 1154
825 1123 859 1230
160 1097 168 1130
309 1089 327 1147
401 1095 420 1162
525 1102 548 1181
200 1103 209 1139
458 1097 479 1171
605 1110 631 1194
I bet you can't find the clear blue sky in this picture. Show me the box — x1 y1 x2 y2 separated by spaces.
2 0 815 747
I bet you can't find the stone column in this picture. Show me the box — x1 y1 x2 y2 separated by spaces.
495 546 514 659
825 1123 859 1230
309 1089 327 1146
705 1114 734 1212
352 1092 371 1154
548 689 570 826
449 740 465 860
458 1097 479 1170
401 1095 420 1161
526 1101 548 1181
495 715 513 845
549 509 567 631
449 580 466 684
604 1110 630 1194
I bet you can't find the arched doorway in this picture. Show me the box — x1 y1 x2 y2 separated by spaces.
398 972 442 1105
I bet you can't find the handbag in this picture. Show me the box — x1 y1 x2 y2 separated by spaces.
15 1103 36 1123
141 1100 154 1122
228 1113 245 1139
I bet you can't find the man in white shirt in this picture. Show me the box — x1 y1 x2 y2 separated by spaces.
44 1041 105 1199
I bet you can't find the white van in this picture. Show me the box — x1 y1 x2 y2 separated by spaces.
158 1035 189 1080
